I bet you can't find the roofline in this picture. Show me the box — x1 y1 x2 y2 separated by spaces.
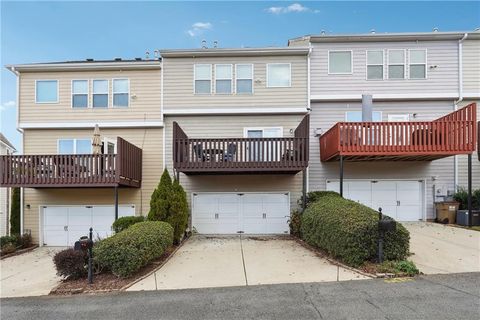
160 47 310 58
5 60 162 73
0 136 16 151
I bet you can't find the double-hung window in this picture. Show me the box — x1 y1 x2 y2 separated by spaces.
93 80 109 108
194 64 212 94
328 51 352 74
58 139 92 154
215 64 232 94
113 79 129 107
36 80 58 103
72 80 88 108
366 51 384 80
267 63 291 87
388 50 406 79
409 49 427 79
236 64 253 94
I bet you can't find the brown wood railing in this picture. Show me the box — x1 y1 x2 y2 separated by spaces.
0 137 142 188
320 103 477 161
173 115 309 174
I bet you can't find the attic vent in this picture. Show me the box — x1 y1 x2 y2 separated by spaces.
86 58 94 62
114 57 122 61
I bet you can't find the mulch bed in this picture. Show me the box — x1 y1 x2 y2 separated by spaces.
50 245 177 295
0 245 38 260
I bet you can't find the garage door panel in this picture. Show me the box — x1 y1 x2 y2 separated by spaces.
43 207 68 246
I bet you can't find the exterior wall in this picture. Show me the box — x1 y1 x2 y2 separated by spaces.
164 114 306 210
18 69 161 124
22 128 163 243
309 100 457 219
162 55 308 110
457 100 480 189
309 40 459 96
0 145 9 236
463 39 480 97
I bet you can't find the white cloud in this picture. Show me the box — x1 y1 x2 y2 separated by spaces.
0 100 15 111
187 22 213 37
266 3 318 14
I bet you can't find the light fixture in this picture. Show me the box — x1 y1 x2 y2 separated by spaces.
313 128 323 136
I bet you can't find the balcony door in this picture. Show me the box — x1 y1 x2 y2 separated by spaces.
244 127 282 162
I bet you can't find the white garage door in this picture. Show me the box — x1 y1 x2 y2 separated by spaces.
326 180 423 221
192 193 290 234
43 205 135 246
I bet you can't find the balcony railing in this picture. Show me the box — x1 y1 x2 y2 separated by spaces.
0 137 142 188
173 115 309 174
320 103 477 162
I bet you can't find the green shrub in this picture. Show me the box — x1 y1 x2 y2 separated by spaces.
305 191 341 207
10 188 20 235
0 235 18 248
301 192 410 267
453 187 480 210
147 169 172 221
289 209 302 237
94 221 173 278
166 179 189 244
1 243 16 255
112 216 145 233
53 248 87 279
394 260 419 276
16 233 32 249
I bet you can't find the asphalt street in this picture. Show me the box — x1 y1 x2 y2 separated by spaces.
1 273 479 320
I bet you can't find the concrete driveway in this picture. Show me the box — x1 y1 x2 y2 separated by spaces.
127 235 369 291
1 247 61 298
404 222 480 274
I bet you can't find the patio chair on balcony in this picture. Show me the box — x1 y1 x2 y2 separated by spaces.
223 143 237 161
193 144 209 161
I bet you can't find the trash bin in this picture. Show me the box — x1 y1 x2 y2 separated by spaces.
456 210 480 226
435 202 459 224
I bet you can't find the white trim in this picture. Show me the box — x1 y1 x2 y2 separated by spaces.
163 107 308 115
327 50 353 75
408 49 428 80
387 49 407 80
310 92 460 101
387 114 410 122
161 61 164 122
8 61 161 72
365 49 385 81
234 64 254 95
35 80 59 104
19 121 164 129
112 78 129 108
243 126 284 138
92 79 110 108
103 137 117 154
463 92 480 99
71 79 89 108
194 64 212 95
214 64 233 94
266 63 291 88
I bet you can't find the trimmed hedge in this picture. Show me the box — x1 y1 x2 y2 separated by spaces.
94 221 173 278
112 216 145 233
53 248 87 279
301 191 410 267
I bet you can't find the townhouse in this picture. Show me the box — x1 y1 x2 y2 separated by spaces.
0 133 16 236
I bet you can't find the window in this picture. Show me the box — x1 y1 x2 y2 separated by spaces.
215 64 232 94
58 139 92 154
36 80 58 103
409 49 427 79
194 64 211 94
236 64 253 94
388 50 405 79
92 80 108 108
366 51 384 80
267 63 291 87
72 80 88 108
345 111 382 122
328 51 352 74
113 79 129 107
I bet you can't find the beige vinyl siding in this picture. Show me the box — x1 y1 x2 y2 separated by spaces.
457 100 480 189
309 101 457 219
19 69 161 124
310 41 458 96
164 115 306 210
463 40 480 96
22 128 163 243
163 56 308 110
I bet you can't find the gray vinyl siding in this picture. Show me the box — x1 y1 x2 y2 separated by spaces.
310 41 459 96
162 56 308 110
309 100 457 219
463 39 480 96
457 100 480 189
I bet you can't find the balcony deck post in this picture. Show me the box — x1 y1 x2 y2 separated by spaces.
114 186 119 221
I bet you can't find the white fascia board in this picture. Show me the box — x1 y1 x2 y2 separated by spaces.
310 92 460 101
163 107 308 115
19 121 164 129
462 92 480 99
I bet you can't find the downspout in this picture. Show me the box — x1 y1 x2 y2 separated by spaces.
161 58 166 170
453 33 468 192
306 44 312 195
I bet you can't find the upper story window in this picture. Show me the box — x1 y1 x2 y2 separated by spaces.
194 64 212 94
93 80 109 108
267 63 291 87
328 51 352 74
36 80 58 103
409 49 427 79
72 80 88 108
113 79 129 107
366 50 384 80
345 111 382 122
236 64 253 94
58 138 92 154
215 64 232 94
388 50 406 79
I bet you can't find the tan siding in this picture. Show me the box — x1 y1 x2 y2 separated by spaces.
164 115 306 210
22 128 163 243
310 41 459 96
309 101 457 219
463 40 480 95
163 56 308 109
457 100 480 189
19 69 161 124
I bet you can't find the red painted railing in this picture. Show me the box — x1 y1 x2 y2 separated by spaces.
320 103 477 161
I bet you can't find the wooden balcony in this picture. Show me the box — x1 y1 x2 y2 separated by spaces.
173 116 309 174
320 103 477 162
0 137 142 188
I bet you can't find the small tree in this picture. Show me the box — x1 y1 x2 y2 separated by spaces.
147 169 172 221
10 188 20 235
167 179 189 244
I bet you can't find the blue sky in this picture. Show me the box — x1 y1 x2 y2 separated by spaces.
1 1 479 152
